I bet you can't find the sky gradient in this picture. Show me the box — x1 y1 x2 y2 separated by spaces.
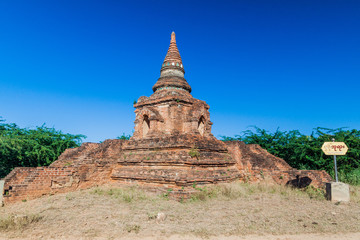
1 0 359 142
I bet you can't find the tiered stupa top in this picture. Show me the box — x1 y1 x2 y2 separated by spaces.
152 32 192 93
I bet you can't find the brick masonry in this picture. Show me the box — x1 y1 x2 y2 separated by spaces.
3 138 331 204
2 33 332 204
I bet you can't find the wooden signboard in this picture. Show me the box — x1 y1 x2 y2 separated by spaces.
321 142 348 156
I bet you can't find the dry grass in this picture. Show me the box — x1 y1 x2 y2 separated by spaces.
350 185 360 203
0 214 42 231
0 182 360 239
189 182 327 202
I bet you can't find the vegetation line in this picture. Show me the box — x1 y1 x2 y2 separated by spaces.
0 117 85 178
221 126 360 185
1 117 359 185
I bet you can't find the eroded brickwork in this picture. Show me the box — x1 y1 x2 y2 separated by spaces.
2 32 332 204
3 167 76 203
226 141 332 187
3 141 122 203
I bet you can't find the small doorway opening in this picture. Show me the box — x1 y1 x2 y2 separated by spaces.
198 116 205 136
142 115 150 137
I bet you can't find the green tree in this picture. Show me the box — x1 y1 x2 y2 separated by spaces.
221 126 360 185
0 118 85 178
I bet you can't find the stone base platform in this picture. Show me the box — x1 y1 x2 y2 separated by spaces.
326 182 350 202
2 138 332 204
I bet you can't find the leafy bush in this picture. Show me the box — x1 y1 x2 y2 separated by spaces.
189 146 200 159
221 126 360 185
0 118 85 178
117 133 131 140
338 168 360 185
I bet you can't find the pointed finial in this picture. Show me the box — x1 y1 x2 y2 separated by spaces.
153 32 191 93
162 31 182 66
171 31 176 43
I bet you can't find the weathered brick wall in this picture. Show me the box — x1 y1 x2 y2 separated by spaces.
3 138 333 204
3 167 76 203
3 140 124 204
225 141 332 188
111 135 241 192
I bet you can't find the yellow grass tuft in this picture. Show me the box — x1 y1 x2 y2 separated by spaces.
0 214 42 230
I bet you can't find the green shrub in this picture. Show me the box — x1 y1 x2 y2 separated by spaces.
0 118 85 178
221 127 360 185
337 168 360 185
117 133 131 140
189 146 200 159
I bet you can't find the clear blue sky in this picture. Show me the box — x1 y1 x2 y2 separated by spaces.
1 0 359 142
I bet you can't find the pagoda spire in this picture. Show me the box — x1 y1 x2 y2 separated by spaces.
152 32 192 93
163 32 183 66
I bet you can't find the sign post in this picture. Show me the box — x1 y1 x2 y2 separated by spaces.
334 155 338 182
334 154 338 182
322 140 350 202
332 138 339 182
321 139 348 182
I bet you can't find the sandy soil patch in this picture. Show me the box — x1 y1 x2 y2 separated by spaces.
0 183 359 239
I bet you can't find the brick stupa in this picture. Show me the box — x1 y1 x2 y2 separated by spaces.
2 33 331 203
112 32 241 193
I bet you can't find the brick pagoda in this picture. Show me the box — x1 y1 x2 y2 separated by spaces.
2 33 331 204
111 32 241 194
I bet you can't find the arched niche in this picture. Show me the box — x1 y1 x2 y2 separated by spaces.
142 115 150 137
198 116 205 136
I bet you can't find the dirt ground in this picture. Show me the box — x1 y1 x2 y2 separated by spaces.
1 183 359 239
2 233 360 240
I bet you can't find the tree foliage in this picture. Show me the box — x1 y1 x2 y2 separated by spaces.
117 133 131 140
221 126 360 185
0 118 85 178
